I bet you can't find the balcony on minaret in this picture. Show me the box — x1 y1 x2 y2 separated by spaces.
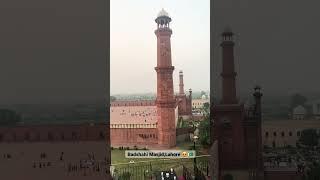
155 8 171 30
222 28 234 42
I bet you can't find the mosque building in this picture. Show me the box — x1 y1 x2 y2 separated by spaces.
110 9 193 149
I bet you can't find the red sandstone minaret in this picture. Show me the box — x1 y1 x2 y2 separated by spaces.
154 9 176 148
212 28 265 180
253 86 265 179
221 28 238 104
179 71 185 95
212 28 247 179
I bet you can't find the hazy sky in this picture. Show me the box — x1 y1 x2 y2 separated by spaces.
110 0 210 94
0 0 106 104
213 0 320 98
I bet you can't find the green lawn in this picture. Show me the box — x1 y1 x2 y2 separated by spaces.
110 141 210 179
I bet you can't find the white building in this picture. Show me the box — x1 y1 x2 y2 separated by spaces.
292 105 306 120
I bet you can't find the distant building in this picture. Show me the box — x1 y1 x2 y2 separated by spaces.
262 119 320 148
192 98 209 109
292 105 306 120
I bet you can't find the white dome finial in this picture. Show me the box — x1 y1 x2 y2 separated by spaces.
157 8 169 18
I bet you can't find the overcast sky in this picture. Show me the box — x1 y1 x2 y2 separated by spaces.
213 0 320 98
0 0 106 104
110 0 210 95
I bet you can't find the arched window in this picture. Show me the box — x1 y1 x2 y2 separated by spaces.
265 132 269 137
281 132 285 137
289 132 292 136
0 133 3 142
273 132 277 137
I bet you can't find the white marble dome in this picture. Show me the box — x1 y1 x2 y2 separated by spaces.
201 94 207 100
157 8 169 17
293 105 306 115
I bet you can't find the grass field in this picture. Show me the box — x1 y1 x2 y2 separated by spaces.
111 141 204 164
110 141 210 179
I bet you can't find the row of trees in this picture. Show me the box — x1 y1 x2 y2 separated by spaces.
198 102 210 147
0 109 21 126
299 129 320 147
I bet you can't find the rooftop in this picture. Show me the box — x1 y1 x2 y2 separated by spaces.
110 106 157 125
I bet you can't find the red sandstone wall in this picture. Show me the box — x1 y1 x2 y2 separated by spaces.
213 104 247 169
157 106 176 148
110 128 158 148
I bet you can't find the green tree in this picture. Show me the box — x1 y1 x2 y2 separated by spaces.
306 163 320 180
0 109 21 126
198 105 210 147
110 96 117 102
299 129 319 147
203 102 210 112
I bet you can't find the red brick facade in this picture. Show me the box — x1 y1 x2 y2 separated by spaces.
110 128 158 148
